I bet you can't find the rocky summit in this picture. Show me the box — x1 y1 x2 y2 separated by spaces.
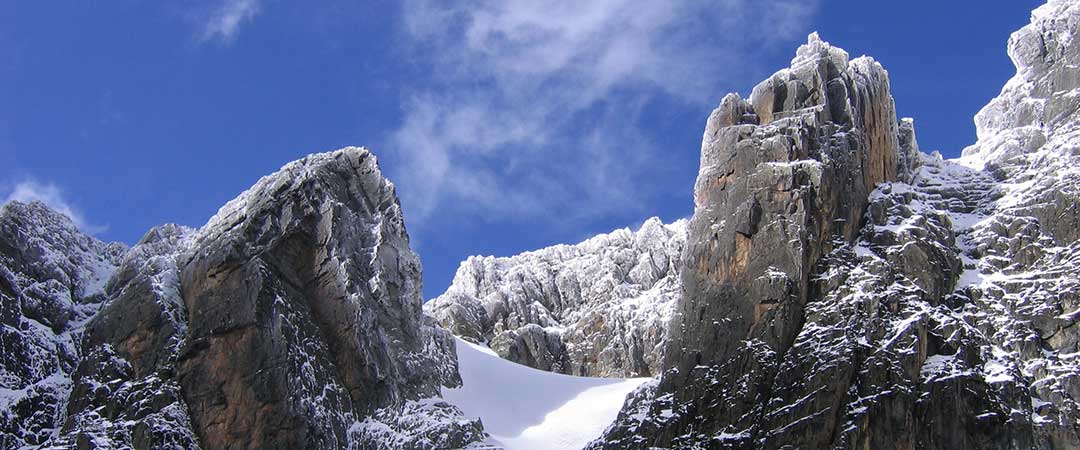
1 148 485 450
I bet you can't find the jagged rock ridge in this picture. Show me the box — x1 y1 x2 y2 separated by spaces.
591 2 1080 448
1 147 487 450
426 217 685 377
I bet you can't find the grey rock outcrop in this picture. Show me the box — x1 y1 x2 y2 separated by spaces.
426 217 685 377
953 0 1080 446
591 2 1080 447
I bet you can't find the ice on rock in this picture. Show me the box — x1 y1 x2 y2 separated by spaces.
0 201 125 448
426 217 686 378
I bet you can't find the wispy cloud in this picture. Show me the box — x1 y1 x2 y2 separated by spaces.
389 0 817 228
3 180 108 234
198 0 261 43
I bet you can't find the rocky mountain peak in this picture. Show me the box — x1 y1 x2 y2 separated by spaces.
2 147 487 450
5 3 1080 449
1 200 125 304
964 0 1080 170
592 4 1080 448
173 146 480 449
791 31 849 69
671 30 909 372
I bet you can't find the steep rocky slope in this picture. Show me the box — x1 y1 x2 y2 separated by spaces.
426 217 685 377
590 2 1080 448
1 147 487 450
0 202 126 449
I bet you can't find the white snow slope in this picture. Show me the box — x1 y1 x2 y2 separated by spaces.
443 338 648 450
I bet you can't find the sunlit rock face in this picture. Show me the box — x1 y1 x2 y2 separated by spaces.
426 217 686 378
2 148 486 450
670 31 909 382
953 0 1080 446
591 2 1080 448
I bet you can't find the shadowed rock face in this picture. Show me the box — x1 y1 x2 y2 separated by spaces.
426 217 686 378
2 148 485 450
591 3 1080 447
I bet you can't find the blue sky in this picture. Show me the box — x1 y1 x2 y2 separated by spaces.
3 0 1042 298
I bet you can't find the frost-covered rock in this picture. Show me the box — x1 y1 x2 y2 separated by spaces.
52 223 201 449
948 0 1080 446
592 4 1080 447
3 147 486 450
0 201 125 449
169 147 481 450
426 217 685 377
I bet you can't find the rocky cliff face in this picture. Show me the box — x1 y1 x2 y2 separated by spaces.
174 148 479 450
54 223 203 449
1 147 486 450
591 2 1080 448
426 217 685 377
0 201 125 449
953 1 1080 444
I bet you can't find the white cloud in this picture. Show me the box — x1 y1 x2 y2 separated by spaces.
199 0 261 43
389 0 817 228
3 180 107 234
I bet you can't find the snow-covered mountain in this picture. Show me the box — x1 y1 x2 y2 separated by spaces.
426 217 685 378
3 1 1080 449
590 1 1080 449
0 201 126 448
2 148 487 450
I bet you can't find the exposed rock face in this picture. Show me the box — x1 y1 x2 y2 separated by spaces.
0 201 125 449
54 224 201 449
426 217 685 377
175 148 476 450
672 32 907 379
954 1 1080 446
591 3 1080 447
2 147 485 450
